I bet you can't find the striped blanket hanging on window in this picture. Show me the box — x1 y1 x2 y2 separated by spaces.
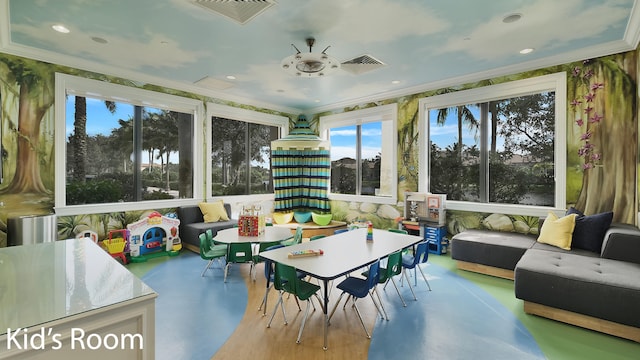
272 148 331 212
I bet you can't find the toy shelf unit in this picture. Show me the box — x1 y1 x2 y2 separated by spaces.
404 192 448 254
404 192 447 226
425 225 449 255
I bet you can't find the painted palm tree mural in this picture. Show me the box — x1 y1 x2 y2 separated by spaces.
0 45 638 247
0 57 55 195
330 51 638 233
565 54 637 223
396 98 420 195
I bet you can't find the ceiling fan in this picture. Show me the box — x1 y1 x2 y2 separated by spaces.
281 37 386 78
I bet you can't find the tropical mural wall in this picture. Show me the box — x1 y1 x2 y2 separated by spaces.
318 49 638 235
0 45 637 247
0 51 296 247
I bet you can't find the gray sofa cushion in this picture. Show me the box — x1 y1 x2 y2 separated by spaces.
515 249 640 328
529 241 600 258
451 230 536 270
601 224 640 264
177 205 236 249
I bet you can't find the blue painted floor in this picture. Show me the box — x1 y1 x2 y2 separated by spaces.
141 252 545 359
141 253 246 360
368 264 544 359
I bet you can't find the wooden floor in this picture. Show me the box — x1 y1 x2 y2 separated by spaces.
137 250 640 360
212 263 382 360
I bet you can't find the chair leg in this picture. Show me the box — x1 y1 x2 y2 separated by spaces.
309 296 317 311
259 284 272 315
223 263 231 282
389 277 407 307
313 294 326 314
328 292 347 323
350 298 371 339
418 265 432 291
403 269 418 301
250 262 256 281
330 292 375 338
371 287 388 321
296 299 312 344
267 291 287 327
201 259 214 277
292 295 302 311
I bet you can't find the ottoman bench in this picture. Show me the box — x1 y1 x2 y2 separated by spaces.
515 249 640 342
451 230 536 280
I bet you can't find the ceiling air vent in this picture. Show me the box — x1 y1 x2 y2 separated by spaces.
340 54 386 75
194 76 234 90
191 0 276 25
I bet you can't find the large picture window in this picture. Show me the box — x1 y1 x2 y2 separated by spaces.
206 104 288 199
419 73 567 216
319 104 397 203
55 74 202 215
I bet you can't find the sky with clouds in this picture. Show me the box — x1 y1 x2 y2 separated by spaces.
8 0 633 110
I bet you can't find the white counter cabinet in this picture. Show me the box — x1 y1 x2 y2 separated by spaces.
0 238 157 359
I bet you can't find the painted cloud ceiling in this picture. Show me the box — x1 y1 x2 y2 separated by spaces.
2 0 637 111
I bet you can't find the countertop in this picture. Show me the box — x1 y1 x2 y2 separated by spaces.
0 238 156 335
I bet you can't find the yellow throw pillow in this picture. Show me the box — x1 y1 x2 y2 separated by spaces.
198 201 230 223
537 212 577 250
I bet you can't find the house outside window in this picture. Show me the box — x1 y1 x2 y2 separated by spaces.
205 103 289 199
319 104 398 204
418 73 567 216
210 117 279 195
55 74 202 215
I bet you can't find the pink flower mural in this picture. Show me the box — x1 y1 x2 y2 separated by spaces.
570 61 604 171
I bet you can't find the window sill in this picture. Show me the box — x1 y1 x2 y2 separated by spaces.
329 194 399 206
446 201 565 217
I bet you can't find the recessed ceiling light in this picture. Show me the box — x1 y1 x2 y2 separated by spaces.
226 75 236 80
391 80 400 84
52 24 70 33
314 99 321 103
519 48 534 54
503 13 522 23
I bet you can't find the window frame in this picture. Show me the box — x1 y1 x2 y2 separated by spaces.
54 73 204 216
418 72 567 217
204 103 289 203
319 103 398 205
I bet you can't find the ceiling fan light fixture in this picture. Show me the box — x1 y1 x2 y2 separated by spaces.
296 57 325 73
281 38 341 78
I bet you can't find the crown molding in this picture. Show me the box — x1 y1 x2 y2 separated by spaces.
625 0 640 49
0 1 298 116
308 38 636 114
3 0 638 116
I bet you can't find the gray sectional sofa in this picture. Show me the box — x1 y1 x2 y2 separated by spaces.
451 223 640 342
176 204 237 253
